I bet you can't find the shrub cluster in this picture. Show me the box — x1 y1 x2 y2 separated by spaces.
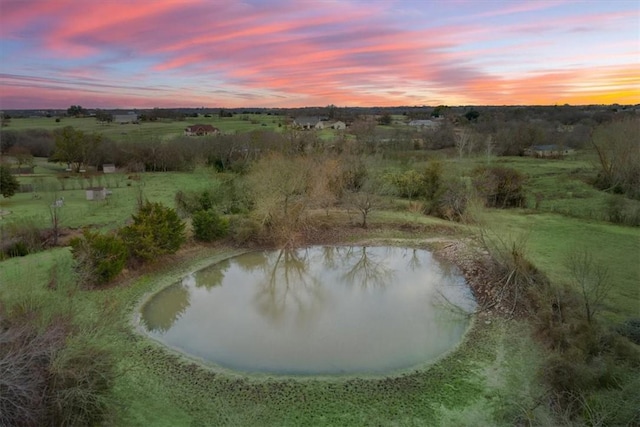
69 201 186 286
192 209 229 242
120 201 186 263
175 188 219 216
0 309 116 426
479 230 550 315
535 292 640 425
228 216 263 245
384 162 472 222
604 194 640 226
70 229 128 287
480 231 640 425
175 180 250 217
472 166 527 208
1 164 20 198
0 217 43 259
411 163 472 222
431 178 470 222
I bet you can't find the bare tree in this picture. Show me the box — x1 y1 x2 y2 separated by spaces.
247 153 313 245
347 191 376 228
591 118 640 199
43 185 64 246
565 249 612 323
455 128 475 159
344 177 385 228
485 135 495 164
309 155 345 214
6 146 34 172
349 117 377 154
475 227 547 314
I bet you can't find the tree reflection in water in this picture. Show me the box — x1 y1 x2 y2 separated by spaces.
193 259 230 290
141 279 191 333
253 248 326 325
139 246 476 374
404 248 423 271
339 246 394 289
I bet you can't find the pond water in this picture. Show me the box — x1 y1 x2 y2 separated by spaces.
140 246 476 375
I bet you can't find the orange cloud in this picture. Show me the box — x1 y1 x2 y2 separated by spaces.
1 0 638 108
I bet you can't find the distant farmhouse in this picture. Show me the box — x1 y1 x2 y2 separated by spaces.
408 119 439 129
184 124 220 136
114 113 138 124
293 117 346 130
323 120 346 130
293 116 324 130
524 145 575 158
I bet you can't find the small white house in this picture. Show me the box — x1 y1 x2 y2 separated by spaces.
86 187 107 201
321 120 346 130
408 119 438 129
293 116 325 129
103 164 116 174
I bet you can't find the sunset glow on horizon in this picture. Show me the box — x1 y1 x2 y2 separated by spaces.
1 0 638 109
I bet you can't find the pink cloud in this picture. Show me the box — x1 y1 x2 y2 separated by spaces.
1 0 638 108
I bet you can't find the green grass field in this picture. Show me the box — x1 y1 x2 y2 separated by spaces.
1 164 221 230
6 114 287 142
0 235 545 426
480 210 640 322
1 122 638 425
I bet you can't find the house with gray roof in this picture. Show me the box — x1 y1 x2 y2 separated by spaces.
293 116 325 130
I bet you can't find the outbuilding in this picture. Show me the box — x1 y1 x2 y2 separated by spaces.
86 187 107 201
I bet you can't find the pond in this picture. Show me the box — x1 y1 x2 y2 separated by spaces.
139 246 476 375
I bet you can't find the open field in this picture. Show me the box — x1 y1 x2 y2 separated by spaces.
6 114 287 142
1 161 221 229
1 115 639 426
481 210 640 322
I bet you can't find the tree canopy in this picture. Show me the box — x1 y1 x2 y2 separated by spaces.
67 105 87 117
120 201 186 262
0 165 19 198
95 110 113 123
50 126 101 172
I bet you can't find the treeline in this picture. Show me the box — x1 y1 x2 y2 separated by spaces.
0 106 635 166
1 112 638 210
0 114 619 171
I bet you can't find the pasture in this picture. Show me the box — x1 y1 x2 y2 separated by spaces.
6 113 285 142
1 114 639 426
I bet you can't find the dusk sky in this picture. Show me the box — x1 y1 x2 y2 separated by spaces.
1 0 639 109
